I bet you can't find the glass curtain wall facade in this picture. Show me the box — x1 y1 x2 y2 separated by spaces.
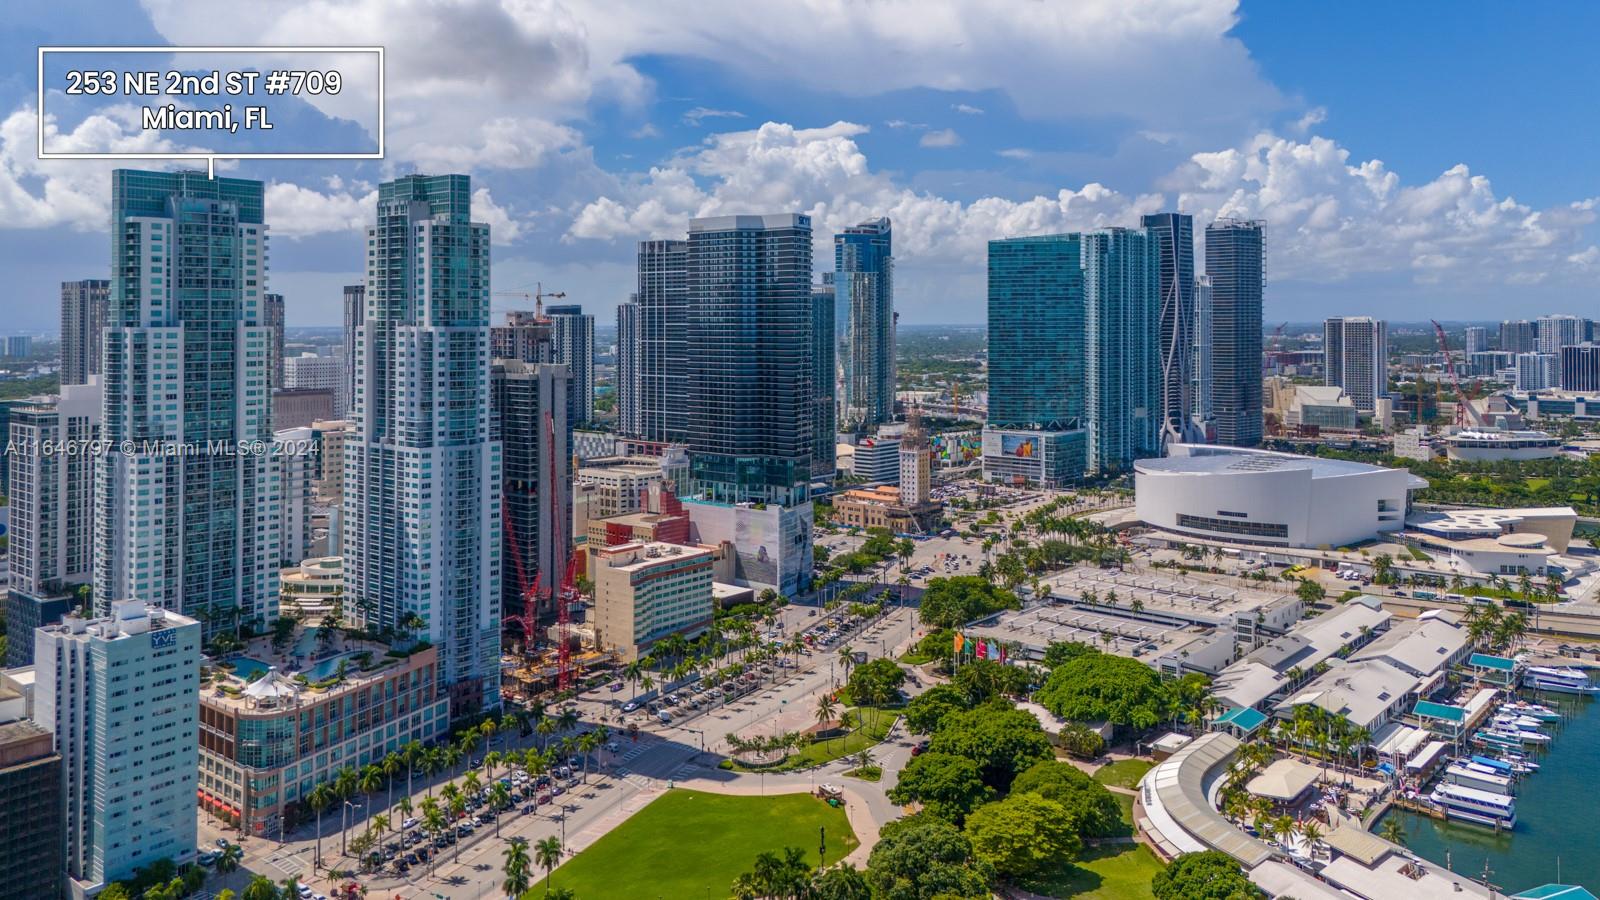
97 170 279 628
836 218 895 429
1205 218 1265 447
1083 228 1161 474
344 174 502 713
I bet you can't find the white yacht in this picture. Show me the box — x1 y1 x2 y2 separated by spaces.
1430 782 1517 828
1524 666 1599 695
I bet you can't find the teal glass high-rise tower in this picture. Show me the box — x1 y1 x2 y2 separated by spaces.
1082 227 1162 474
344 174 502 713
97 170 279 628
836 217 895 429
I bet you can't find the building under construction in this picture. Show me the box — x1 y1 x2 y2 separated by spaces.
491 358 570 644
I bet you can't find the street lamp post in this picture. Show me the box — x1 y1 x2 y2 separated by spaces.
340 800 360 857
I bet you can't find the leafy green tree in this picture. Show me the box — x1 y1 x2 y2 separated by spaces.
845 657 907 706
1056 722 1106 759
1042 640 1099 668
866 814 994 900
964 793 1082 880
927 705 1054 791
241 875 279 900
887 752 994 823
903 684 968 734
1150 850 1265 900
1010 761 1123 838
951 658 1031 704
1295 578 1327 605
810 863 872 900
1034 651 1171 730
97 887 132 900
919 576 1018 629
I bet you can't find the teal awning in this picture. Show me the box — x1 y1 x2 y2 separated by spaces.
1414 700 1466 722
1215 706 1268 733
1512 886 1600 900
1469 653 1517 672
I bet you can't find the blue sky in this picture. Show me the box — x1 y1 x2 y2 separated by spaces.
3 1 1598 330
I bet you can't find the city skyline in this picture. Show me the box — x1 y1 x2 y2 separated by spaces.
8 3 1600 331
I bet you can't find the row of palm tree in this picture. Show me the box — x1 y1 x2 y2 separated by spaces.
502 835 567 897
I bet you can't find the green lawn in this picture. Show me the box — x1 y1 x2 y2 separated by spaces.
553 790 858 899
1019 843 1165 899
1109 792 1136 837
1092 759 1154 790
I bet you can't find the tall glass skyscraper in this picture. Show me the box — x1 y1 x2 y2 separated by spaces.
616 298 642 437
97 170 279 627
983 235 1087 487
986 235 1084 431
344 174 501 713
546 303 594 429
812 278 838 477
836 218 895 429
1206 218 1265 447
59 279 109 386
1139 213 1199 444
634 239 689 443
1083 228 1161 474
684 214 815 505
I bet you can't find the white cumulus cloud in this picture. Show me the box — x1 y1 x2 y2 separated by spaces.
920 128 962 148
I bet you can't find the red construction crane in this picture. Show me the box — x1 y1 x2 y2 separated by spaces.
546 408 578 691
1431 319 1484 427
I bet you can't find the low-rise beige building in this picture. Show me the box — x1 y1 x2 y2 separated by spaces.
591 541 715 662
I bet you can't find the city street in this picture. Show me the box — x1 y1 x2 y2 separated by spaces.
198 605 927 899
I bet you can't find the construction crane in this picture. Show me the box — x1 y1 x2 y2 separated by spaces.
491 282 567 319
546 407 579 691
1431 319 1485 427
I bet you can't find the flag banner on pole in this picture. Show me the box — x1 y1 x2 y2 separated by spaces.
954 632 965 655
976 641 988 659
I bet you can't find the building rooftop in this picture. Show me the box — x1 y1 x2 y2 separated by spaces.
1245 758 1320 802
1349 616 1468 679
968 603 1208 662
1142 732 1277 869
1276 659 1418 730
1138 444 1427 488
595 541 712 573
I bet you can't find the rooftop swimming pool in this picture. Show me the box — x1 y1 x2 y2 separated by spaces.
230 657 272 680
304 651 367 682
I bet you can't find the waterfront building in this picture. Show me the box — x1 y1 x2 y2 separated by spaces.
1323 316 1388 413
343 174 501 713
197 635 446 836
492 359 571 621
837 217 895 429
591 541 715 662
34 601 200 894
60 279 109 386
6 380 100 595
1206 219 1265 446
97 170 279 628
1134 444 1424 548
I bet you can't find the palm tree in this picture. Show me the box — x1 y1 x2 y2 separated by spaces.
369 813 390 844
448 792 468 862
462 770 482 798
537 716 558 751
815 693 839 752
358 764 384 835
503 837 533 897
402 740 424 798
242 875 278 900
422 804 447 875
381 751 403 815
558 706 581 734
395 795 413 833
307 782 333 869
422 746 443 797
577 730 601 784
489 782 512 835
535 835 564 893
1379 815 1407 846
217 841 244 873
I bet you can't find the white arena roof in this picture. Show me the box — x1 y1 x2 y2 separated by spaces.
1136 444 1426 488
